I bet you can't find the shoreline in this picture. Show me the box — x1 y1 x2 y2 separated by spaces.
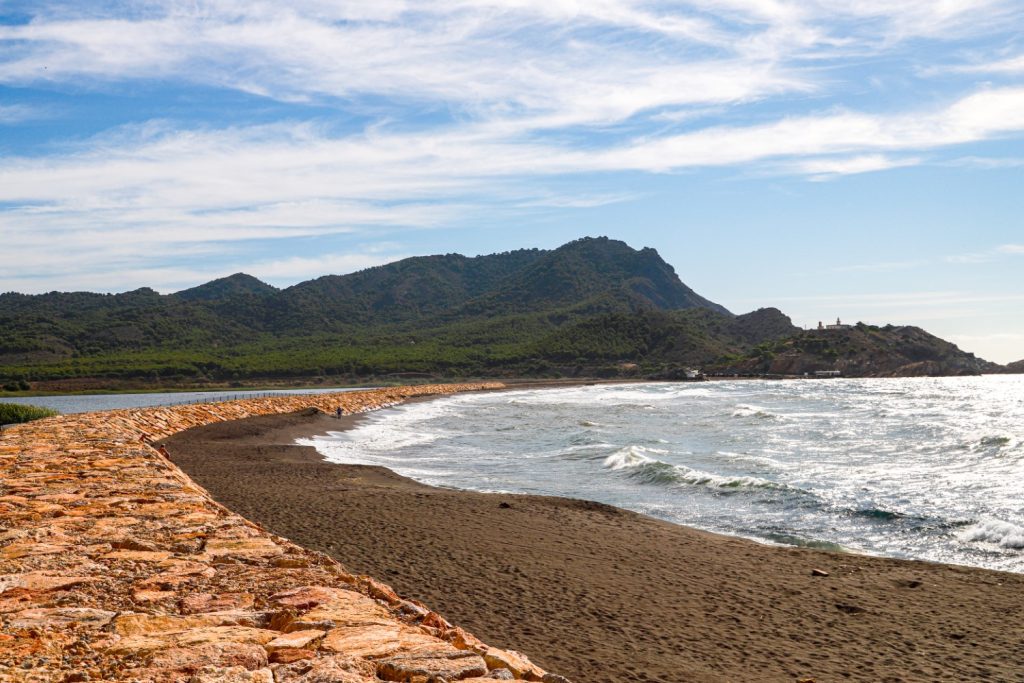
3 382 562 682
167 393 1024 683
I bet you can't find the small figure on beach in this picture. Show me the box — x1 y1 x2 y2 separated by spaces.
336 406 343 419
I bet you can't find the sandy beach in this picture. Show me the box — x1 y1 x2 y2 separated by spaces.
166 404 1024 683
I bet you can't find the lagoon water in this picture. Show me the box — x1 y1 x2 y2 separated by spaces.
1 386 365 416
310 376 1024 572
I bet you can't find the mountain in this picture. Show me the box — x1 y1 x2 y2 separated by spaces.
0 237 997 388
454 238 730 317
0 238 738 384
273 248 546 329
175 273 277 301
713 323 1000 377
1003 359 1024 374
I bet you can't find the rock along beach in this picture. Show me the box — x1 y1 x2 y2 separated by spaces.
0 383 568 683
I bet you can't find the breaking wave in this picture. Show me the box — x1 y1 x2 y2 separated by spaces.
732 404 779 420
602 446 791 492
960 518 1024 549
310 375 1024 572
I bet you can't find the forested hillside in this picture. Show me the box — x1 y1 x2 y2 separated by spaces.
0 237 1002 389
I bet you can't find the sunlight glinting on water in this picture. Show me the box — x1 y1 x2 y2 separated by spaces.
307 376 1024 572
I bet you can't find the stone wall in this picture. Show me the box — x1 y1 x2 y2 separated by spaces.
0 384 568 683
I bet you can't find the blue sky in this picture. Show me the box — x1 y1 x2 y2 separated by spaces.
1 1 1022 363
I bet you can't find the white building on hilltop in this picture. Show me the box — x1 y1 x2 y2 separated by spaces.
818 317 852 331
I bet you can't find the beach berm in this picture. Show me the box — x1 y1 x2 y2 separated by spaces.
0 383 570 682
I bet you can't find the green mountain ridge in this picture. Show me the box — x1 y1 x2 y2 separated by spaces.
175 273 278 301
0 237 1003 387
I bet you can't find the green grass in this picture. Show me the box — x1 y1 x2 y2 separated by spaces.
0 402 59 425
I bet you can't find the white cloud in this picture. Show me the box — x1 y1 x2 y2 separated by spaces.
946 156 1024 169
0 245 410 295
0 2 806 131
948 53 1024 75
3 1 1018 131
0 104 41 124
790 154 922 180
2 1 1024 294
2 85 1024 294
945 244 1024 263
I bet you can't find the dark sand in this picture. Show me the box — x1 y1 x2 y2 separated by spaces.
167 406 1024 683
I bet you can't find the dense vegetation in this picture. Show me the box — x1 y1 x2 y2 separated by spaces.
0 236 1001 386
714 323 1000 377
0 403 58 424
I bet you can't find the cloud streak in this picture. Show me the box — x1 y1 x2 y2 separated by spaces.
2 1 1024 293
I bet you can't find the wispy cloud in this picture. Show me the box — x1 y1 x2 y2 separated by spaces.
945 244 1024 263
3 84 1024 292
0 104 41 124
789 154 922 180
945 156 1024 169
946 53 1024 75
2 1 1024 293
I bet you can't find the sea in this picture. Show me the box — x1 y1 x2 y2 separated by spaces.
0 386 365 416
306 376 1024 573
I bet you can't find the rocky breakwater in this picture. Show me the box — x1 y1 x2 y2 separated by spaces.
0 383 569 683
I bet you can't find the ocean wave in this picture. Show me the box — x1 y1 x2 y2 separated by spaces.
716 451 782 469
732 404 779 419
602 446 790 492
959 518 1024 549
977 435 1017 451
500 385 703 408
955 435 1020 455
759 531 848 552
850 507 905 521
560 442 618 457
602 445 660 470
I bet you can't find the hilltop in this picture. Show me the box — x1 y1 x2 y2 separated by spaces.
0 237 1003 388
714 323 1000 377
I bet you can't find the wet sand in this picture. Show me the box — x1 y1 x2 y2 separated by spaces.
166 406 1024 683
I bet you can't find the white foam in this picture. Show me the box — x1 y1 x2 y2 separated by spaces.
603 445 658 470
732 404 777 419
671 465 786 490
960 518 1024 549
498 384 713 407
561 442 617 454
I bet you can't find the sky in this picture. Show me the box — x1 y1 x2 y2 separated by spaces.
0 1 1022 363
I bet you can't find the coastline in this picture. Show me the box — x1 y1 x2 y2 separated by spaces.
3 383 568 683
167 397 1024 683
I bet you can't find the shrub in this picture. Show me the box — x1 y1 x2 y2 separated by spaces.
0 403 59 425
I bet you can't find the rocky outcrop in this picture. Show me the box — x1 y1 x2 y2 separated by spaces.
1001 359 1024 374
713 324 1000 378
0 383 566 682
